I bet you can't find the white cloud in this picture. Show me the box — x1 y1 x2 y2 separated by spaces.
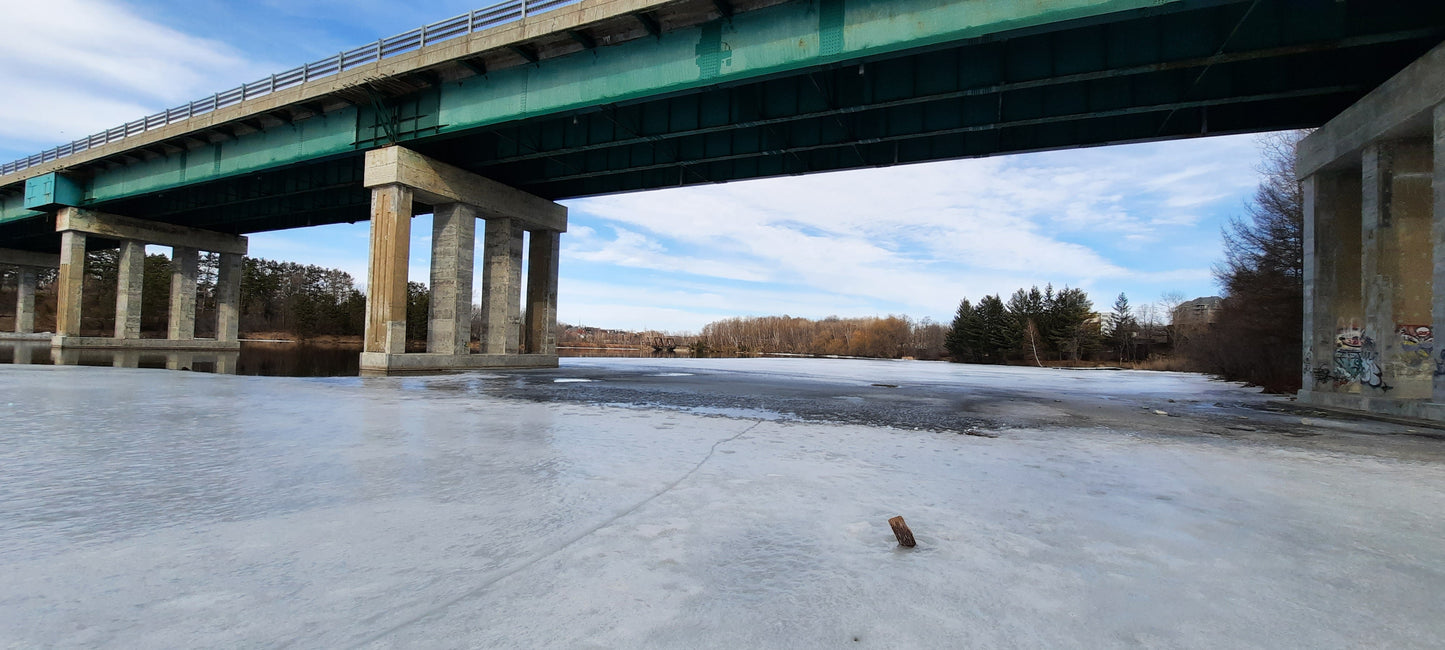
0 0 272 154
567 147 1230 312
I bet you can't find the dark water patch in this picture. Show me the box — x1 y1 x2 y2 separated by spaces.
235 342 359 377
0 341 360 377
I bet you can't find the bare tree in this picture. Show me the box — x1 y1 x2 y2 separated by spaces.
1197 130 1308 392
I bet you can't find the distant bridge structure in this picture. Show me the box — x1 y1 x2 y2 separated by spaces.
0 0 1441 401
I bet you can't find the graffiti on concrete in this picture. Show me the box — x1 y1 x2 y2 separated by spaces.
1397 324 1433 372
1328 327 1390 390
1337 327 1364 350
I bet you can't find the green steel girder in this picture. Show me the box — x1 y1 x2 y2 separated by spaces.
101 156 370 234
412 0 1440 197
0 0 1442 248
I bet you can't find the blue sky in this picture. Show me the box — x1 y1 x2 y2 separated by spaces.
1 0 1269 332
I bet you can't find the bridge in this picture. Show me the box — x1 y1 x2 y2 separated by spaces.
0 1 1442 408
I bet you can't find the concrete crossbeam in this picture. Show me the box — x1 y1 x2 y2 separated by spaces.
56 208 248 256
1299 42 1445 177
363 146 567 232
115 240 144 339
428 203 476 355
525 229 560 355
364 184 414 355
168 246 199 340
481 217 525 355
0 247 60 268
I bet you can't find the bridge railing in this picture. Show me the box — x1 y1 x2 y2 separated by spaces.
1 0 581 177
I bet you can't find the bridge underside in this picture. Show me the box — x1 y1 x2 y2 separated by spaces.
1 0 1442 253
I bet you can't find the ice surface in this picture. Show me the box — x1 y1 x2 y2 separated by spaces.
1 359 1443 647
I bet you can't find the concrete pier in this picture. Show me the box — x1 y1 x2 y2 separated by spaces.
216 253 242 343
115 240 144 340
364 184 413 356
428 203 475 356
359 146 565 374
50 207 247 351
167 246 199 341
0 247 57 338
15 267 36 334
54 231 86 338
481 217 524 355
1298 41 1445 420
525 230 560 355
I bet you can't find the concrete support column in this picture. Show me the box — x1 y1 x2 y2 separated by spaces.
364 184 413 355
1301 171 1363 393
114 240 144 339
1435 103 1445 403
524 229 560 355
55 231 86 338
428 203 476 355
15 267 36 334
1362 140 1435 398
168 246 199 341
480 217 524 355
216 253 242 342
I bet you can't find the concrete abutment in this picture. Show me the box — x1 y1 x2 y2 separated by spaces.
360 146 566 375
1299 41 1445 420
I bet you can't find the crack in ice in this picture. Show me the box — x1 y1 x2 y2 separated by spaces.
344 418 766 648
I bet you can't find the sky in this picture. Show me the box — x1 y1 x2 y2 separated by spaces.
0 0 1272 333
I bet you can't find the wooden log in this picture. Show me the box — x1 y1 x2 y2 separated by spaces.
888 515 916 547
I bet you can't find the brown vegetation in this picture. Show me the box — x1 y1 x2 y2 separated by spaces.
698 315 948 359
1180 132 1305 393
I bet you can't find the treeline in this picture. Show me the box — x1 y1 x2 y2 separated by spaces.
238 258 366 337
0 253 429 341
229 258 431 340
945 285 1099 364
698 315 948 359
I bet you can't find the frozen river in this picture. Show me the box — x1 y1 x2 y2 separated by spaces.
1 358 1443 647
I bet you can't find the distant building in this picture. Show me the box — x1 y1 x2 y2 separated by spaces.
1173 296 1222 328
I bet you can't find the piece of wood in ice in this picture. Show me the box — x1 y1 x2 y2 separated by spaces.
888 515 916 547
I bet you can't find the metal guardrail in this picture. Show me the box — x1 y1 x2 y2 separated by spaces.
1 0 580 177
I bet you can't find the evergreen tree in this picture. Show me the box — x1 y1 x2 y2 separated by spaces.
1007 286 1048 360
976 294 1018 363
1108 292 1138 362
1049 287 1097 361
945 298 982 362
406 281 430 344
